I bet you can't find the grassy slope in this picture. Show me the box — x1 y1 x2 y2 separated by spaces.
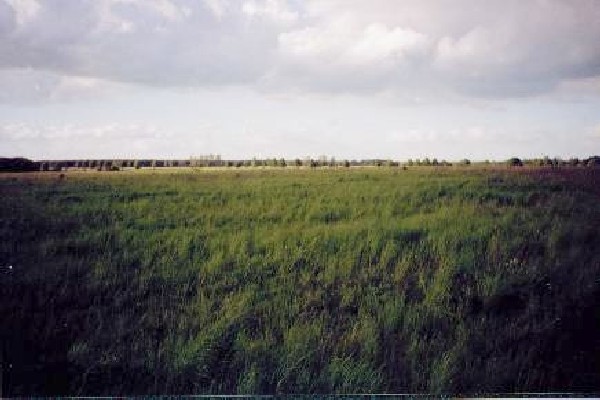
1 167 599 395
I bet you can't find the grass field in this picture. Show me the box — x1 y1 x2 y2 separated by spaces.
1 167 600 395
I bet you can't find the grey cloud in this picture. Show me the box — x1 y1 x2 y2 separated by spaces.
0 0 288 87
275 0 600 97
0 0 599 100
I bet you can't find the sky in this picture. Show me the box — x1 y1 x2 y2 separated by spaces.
0 0 599 161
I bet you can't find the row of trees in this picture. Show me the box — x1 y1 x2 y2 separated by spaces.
0 157 38 172
2 156 600 172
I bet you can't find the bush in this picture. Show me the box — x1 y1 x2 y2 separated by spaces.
507 157 523 167
0 157 38 172
586 156 600 167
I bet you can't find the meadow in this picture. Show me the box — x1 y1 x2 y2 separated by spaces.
1 166 599 395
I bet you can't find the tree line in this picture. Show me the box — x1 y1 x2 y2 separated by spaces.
1 156 599 172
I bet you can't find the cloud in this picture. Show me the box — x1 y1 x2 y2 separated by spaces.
242 0 298 24
586 123 600 139
0 0 290 87
0 0 599 100
271 20 432 94
0 121 189 159
387 125 498 144
0 68 127 103
278 22 428 66
0 121 174 140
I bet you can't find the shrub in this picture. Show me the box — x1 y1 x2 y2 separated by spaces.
585 156 600 167
507 157 523 167
0 157 37 172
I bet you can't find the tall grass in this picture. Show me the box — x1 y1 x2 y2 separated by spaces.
1 168 599 395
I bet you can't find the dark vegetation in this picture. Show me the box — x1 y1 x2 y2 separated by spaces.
0 157 39 172
15 155 600 171
1 167 600 395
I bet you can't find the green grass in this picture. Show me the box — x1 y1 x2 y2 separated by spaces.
1 167 600 395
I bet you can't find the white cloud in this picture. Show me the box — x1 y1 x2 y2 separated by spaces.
0 68 128 103
4 0 39 26
348 24 428 65
587 123 600 139
0 122 174 140
279 22 428 65
203 0 228 20
388 125 496 144
242 0 298 24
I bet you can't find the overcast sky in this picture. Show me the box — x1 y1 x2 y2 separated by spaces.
1 0 599 160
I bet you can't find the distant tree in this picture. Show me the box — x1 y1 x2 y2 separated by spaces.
407 159 414 166
280 158 287 167
507 157 523 167
542 156 552 167
343 160 350 168
549 158 561 168
432 158 439 166
423 158 431 166
0 157 37 172
460 159 471 166
585 156 600 167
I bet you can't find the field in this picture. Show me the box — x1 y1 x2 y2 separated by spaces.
1 167 600 395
